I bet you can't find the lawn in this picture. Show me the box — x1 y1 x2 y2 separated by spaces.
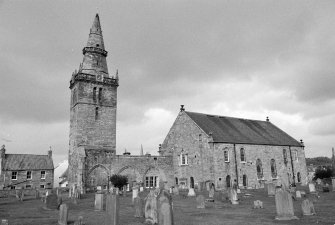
0 186 334 225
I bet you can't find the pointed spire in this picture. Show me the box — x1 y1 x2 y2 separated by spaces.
140 144 144 156
115 69 119 80
87 14 105 50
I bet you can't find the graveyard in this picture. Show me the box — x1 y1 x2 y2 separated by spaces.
0 185 335 225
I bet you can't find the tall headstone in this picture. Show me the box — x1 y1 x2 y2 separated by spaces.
157 189 174 225
45 193 59 210
253 200 263 209
132 188 139 204
301 199 316 216
274 188 298 220
308 183 316 193
139 186 144 192
187 188 196 197
209 187 214 198
134 196 144 218
58 203 69 225
296 190 302 199
230 188 239 205
105 194 119 225
144 190 158 224
94 193 104 211
267 182 275 197
196 195 205 209
332 178 335 191
173 188 179 196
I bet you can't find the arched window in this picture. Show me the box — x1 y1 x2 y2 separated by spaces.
256 159 263 179
270 159 277 178
95 107 99 120
179 150 188 165
93 87 97 102
243 174 247 187
226 175 231 188
175 177 178 185
224 149 229 162
240 148 246 162
283 149 288 164
190 177 194 188
98 87 102 102
297 172 301 183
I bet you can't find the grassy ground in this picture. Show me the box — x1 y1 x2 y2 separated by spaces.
0 186 335 225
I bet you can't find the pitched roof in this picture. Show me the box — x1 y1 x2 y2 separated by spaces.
185 111 302 147
3 154 54 171
60 168 68 178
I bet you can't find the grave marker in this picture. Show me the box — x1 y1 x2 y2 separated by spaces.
132 188 139 204
105 194 119 225
144 190 158 224
267 182 275 197
308 183 316 193
253 200 263 209
94 193 104 211
274 188 298 220
158 190 173 225
296 191 301 199
187 188 196 197
209 187 214 198
58 203 68 225
134 196 144 218
196 195 205 209
301 199 316 216
45 193 59 210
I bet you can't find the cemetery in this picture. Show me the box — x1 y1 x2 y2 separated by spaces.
0 183 335 225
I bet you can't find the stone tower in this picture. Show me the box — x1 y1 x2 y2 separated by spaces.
68 14 118 191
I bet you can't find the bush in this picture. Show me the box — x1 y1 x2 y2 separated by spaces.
109 174 128 189
314 166 333 180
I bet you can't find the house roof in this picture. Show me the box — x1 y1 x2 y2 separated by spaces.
185 111 302 147
59 168 68 178
3 154 54 171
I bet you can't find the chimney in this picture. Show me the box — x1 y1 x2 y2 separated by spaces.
266 116 269 122
158 144 162 155
0 145 5 158
180 105 185 112
48 146 52 158
300 139 304 147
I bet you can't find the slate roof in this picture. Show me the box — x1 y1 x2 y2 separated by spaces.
3 154 54 171
185 111 302 147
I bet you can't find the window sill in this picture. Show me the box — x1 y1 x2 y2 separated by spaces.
240 161 246 164
180 164 189 166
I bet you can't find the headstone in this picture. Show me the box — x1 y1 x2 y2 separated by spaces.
94 193 104 211
274 188 298 220
1 219 8 225
58 203 69 225
300 191 306 196
45 193 58 210
267 182 276 197
56 188 60 196
19 190 24 201
144 190 158 224
237 189 241 194
296 191 301 199
301 199 316 216
196 195 205 209
69 187 72 198
169 187 173 194
253 200 263 209
173 188 179 195
35 190 40 199
105 194 119 225
139 186 144 192
230 188 239 205
209 187 214 198
74 216 83 225
157 190 173 225
132 188 139 203
134 196 144 218
308 183 316 193
187 188 196 197
58 196 63 209
332 178 335 191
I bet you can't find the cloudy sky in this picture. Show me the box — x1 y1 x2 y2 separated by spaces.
1 0 335 166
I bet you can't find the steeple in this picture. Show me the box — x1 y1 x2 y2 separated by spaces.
81 13 109 77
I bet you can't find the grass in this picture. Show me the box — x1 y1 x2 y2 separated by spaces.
0 186 335 225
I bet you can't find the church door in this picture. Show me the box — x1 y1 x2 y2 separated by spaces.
190 177 194 188
226 175 231 188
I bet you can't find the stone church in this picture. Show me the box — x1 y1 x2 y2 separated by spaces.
68 14 308 193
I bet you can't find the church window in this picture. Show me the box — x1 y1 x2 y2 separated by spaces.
11 171 17 180
224 149 229 162
180 153 188 165
199 134 202 142
98 88 102 102
293 150 298 162
27 171 32 180
41 171 46 179
270 159 277 178
175 177 178 185
283 149 288 164
93 87 97 102
256 159 263 179
95 107 99 120
240 148 246 162
40 184 45 189
297 172 301 183
25 184 32 189
145 176 158 188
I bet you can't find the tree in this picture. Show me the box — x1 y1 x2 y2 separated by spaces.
110 174 128 189
314 166 333 180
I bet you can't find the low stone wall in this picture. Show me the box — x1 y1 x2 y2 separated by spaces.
0 189 48 198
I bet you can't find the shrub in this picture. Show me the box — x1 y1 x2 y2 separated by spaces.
109 174 128 189
314 166 333 180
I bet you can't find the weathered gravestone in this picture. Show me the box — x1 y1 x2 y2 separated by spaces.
94 193 104 211
140 186 144 192
58 196 63 208
301 199 316 216
35 189 40 199
196 195 205 209
274 188 298 220
134 196 144 218
300 191 306 197
332 178 335 191
58 203 68 225
308 183 316 193
173 187 179 196
105 194 119 225
209 187 214 198
157 190 174 225
132 188 139 204
267 182 275 197
45 193 59 210
230 188 239 205
144 190 158 224
74 216 84 225
296 190 301 199
1 219 8 225
187 188 196 197
253 200 263 209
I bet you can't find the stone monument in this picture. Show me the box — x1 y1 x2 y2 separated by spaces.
196 195 205 209
144 190 158 224
274 188 298 220
301 199 316 216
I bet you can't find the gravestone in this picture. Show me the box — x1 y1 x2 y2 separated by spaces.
140 186 144 192
308 183 316 193
300 191 306 196
132 188 139 204
144 190 158 224
274 188 298 220
209 187 214 198
169 187 173 194
332 178 335 191
187 188 196 197
58 196 63 208
35 189 40 199
196 195 205 209
296 191 301 199
157 190 173 225
134 196 144 218
230 188 239 205
58 203 68 225
105 194 119 225
267 182 275 197
301 199 316 216
94 193 104 211
173 188 179 195
45 193 59 210
1 219 8 225
74 216 84 225
253 200 263 209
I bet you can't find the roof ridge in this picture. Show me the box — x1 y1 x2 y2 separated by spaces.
185 111 267 123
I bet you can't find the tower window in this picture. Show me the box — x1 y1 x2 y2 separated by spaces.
95 107 99 120
256 159 263 179
41 171 46 179
240 148 246 162
224 149 229 162
283 149 288 164
12 171 17 180
98 88 102 103
270 159 277 178
93 87 97 102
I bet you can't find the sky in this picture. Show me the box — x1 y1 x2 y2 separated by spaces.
1 0 335 166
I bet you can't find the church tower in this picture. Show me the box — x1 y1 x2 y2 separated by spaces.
68 14 118 191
